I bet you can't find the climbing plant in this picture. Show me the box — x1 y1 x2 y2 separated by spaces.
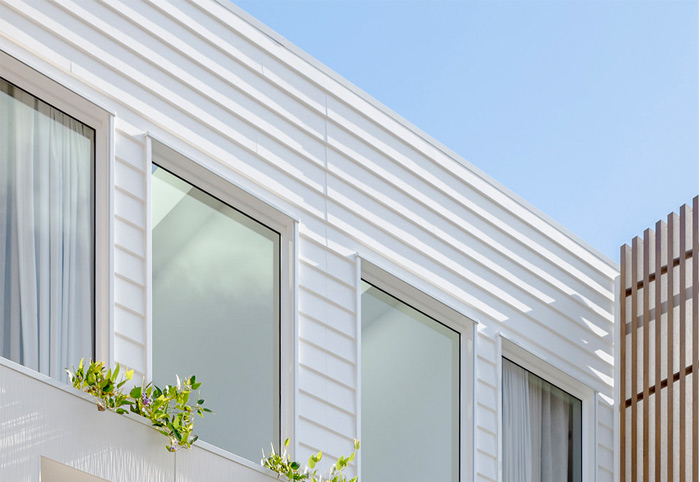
262 437 360 482
67 359 211 452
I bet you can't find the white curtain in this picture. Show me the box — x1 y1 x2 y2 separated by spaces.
503 359 573 482
503 360 532 482
0 80 93 381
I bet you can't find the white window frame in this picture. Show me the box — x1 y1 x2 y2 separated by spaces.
148 138 298 465
0 49 113 369
359 259 476 482
498 335 596 482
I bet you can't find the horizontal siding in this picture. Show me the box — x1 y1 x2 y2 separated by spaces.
112 129 148 382
0 0 617 480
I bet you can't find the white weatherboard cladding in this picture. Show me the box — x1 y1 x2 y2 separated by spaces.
0 1 616 481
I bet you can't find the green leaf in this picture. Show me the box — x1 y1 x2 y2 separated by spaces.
130 386 142 398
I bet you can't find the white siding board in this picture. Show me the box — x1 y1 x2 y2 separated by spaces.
299 238 356 282
298 368 355 414
299 288 356 336
297 423 357 463
328 204 613 382
299 340 355 386
113 335 146 375
114 188 145 228
300 263 355 309
476 450 498 482
476 380 498 410
477 406 499 436
476 430 498 463
115 160 146 199
114 276 145 316
114 247 146 287
299 316 356 364
156 0 265 74
104 1 326 140
326 141 614 321
114 305 145 348
262 53 328 114
298 392 356 438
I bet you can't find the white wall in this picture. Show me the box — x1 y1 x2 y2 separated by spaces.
0 0 617 481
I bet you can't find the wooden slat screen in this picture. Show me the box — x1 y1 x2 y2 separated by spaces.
620 196 699 482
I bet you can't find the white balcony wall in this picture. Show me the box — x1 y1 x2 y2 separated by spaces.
0 1 617 481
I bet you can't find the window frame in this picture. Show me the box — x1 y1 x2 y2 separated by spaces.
148 138 298 464
498 336 596 482
359 259 476 482
0 49 113 369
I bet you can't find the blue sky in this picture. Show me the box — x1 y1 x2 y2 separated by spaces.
234 0 698 262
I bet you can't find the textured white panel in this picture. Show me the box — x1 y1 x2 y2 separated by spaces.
0 363 172 482
176 445 278 482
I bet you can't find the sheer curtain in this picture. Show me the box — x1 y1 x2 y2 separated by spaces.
503 360 532 482
0 78 94 382
503 358 579 482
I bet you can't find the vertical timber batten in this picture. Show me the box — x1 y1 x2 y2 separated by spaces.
693 196 699 482
619 197 699 482
631 236 639 482
654 222 662 482
620 243 627 482
642 229 650 482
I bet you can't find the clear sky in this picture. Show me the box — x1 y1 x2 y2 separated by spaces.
234 0 698 262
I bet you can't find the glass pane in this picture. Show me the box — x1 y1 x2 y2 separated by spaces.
0 77 95 381
152 165 280 461
361 281 460 482
502 358 582 482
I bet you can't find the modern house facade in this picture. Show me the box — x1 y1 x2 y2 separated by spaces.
0 1 617 481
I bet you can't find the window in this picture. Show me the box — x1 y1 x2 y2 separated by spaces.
502 357 582 482
151 162 280 461
0 76 95 381
361 279 461 482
